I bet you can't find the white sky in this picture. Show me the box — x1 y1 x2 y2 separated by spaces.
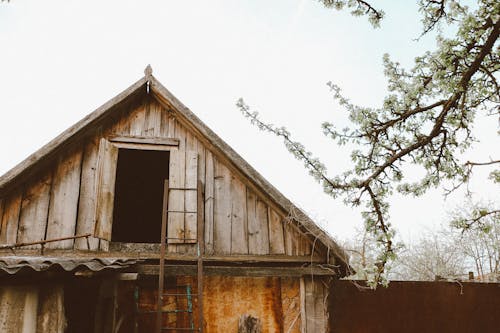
0 0 498 242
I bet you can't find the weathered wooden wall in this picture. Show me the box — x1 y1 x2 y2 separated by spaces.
134 276 327 333
0 97 317 257
0 284 65 333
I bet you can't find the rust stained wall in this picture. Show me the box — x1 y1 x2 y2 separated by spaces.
204 276 283 332
329 280 500 333
135 276 302 333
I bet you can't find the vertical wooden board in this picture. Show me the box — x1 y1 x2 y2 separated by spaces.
0 191 22 245
314 280 327 333
213 159 232 254
22 287 39 333
36 285 66 333
159 107 172 137
304 278 316 333
230 176 248 254
196 137 206 186
184 133 198 242
75 136 100 250
94 139 119 242
143 99 162 137
168 120 186 245
17 172 52 249
300 278 306 333
110 111 130 136
0 198 3 237
204 276 282 333
301 233 312 256
0 286 27 332
204 150 215 254
252 198 270 255
268 208 285 254
281 278 301 333
46 149 83 249
284 222 294 256
128 103 146 136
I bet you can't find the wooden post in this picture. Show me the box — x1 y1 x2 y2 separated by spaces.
197 179 205 332
157 180 169 333
238 314 262 333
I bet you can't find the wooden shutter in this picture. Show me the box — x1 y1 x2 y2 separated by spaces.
94 138 119 240
167 151 198 243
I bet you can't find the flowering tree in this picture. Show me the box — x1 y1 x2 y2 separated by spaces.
238 0 499 285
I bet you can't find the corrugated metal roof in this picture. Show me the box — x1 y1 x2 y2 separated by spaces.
0 256 141 275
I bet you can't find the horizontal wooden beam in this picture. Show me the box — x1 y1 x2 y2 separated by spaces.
136 264 337 277
108 135 179 146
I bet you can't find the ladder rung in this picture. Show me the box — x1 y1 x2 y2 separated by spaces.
161 328 200 331
165 237 198 241
138 310 193 314
167 210 197 214
168 187 197 191
162 293 199 296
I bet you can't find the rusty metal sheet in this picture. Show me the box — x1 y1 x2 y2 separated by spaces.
330 280 500 333
0 256 140 275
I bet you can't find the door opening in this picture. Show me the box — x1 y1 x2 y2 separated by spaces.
111 148 169 243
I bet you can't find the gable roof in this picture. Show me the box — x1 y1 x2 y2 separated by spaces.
0 67 348 269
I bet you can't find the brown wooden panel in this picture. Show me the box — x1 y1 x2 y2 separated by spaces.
94 139 118 242
185 133 198 242
75 135 100 250
0 191 22 245
268 208 285 255
17 172 52 249
204 150 215 254
251 198 270 255
46 149 83 249
230 175 248 254
143 99 162 137
213 159 231 254
282 277 302 333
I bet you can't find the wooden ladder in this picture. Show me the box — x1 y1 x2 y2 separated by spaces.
156 180 204 332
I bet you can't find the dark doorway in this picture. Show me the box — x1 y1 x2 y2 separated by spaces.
111 148 169 243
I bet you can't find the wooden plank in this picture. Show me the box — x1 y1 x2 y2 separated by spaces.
204 150 215 254
284 220 294 256
281 278 301 333
94 139 119 241
230 176 248 254
46 149 83 249
0 191 22 245
213 159 232 254
314 280 327 333
159 106 172 137
21 286 39 333
128 103 146 136
36 285 66 333
167 120 186 245
108 136 179 146
268 208 285 255
0 198 3 237
17 172 52 249
300 278 306 333
252 198 270 255
184 133 199 243
143 99 162 137
304 278 316 333
0 286 28 331
138 265 336 277
75 136 100 250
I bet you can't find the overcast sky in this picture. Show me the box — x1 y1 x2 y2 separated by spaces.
0 0 498 242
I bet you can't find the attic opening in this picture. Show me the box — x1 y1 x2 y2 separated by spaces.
111 148 169 243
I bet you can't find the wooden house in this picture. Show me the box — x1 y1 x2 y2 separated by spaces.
0 66 348 333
